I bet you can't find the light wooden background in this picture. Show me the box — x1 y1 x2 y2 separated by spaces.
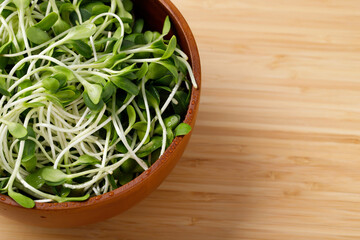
4 0 360 239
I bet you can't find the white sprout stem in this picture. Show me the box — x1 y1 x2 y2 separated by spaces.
175 48 188 60
6 83 42 105
90 12 124 59
75 108 90 127
64 155 131 189
133 77 151 152
45 0 52 16
2 28 72 57
0 0 11 14
7 55 67 84
35 115 95 133
75 71 111 80
0 126 15 173
18 9 31 55
5 141 25 190
177 56 198 89
26 38 69 74
89 36 98 61
161 76 183 113
53 115 112 168
102 130 111 167
111 96 148 170
127 58 162 63
52 105 83 121
17 173 62 201
92 3 117 40
28 137 55 163
155 107 167 156
149 76 183 126
47 103 56 160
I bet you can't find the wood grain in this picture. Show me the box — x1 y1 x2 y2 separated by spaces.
3 0 360 239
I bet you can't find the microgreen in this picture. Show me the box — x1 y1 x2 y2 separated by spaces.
42 77 60 93
26 170 45 189
162 16 171 36
8 190 35 208
174 123 192 136
71 40 93 58
0 0 196 208
137 136 162 158
154 115 180 134
34 12 59 31
26 27 51 44
161 36 177 60
65 23 97 40
111 76 139 96
0 120 28 139
75 155 101 166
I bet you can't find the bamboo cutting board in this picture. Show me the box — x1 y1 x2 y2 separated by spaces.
4 0 360 239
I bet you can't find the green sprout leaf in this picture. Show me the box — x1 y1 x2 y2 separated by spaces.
120 159 137 173
136 62 148 80
74 155 101 166
26 27 51 44
137 136 162 158
118 171 133 186
0 85 10 97
83 92 105 112
3 121 28 139
21 127 37 172
52 66 74 81
111 77 139 96
71 40 92 58
8 190 35 208
40 167 68 185
161 36 177 60
126 105 136 129
34 12 59 31
21 154 37 173
146 88 160 108
162 16 171 36
25 169 45 189
132 122 148 131
166 128 174 147
157 60 179 81
174 123 192 137
172 90 189 116
18 80 32 98
154 115 180 134
22 102 46 108
59 194 90 203
144 31 154 43
65 23 97 40
42 77 60 93
54 87 81 105
53 18 71 35
83 83 103 105
134 19 144 33
101 81 116 102
146 62 168 80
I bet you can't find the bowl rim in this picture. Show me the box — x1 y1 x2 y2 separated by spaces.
0 0 201 210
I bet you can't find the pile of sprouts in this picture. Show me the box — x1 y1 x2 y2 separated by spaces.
0 0 196 208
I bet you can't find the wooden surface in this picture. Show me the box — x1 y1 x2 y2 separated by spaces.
4 0 360 239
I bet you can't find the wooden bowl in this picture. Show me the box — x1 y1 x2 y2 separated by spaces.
0 0 201 228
